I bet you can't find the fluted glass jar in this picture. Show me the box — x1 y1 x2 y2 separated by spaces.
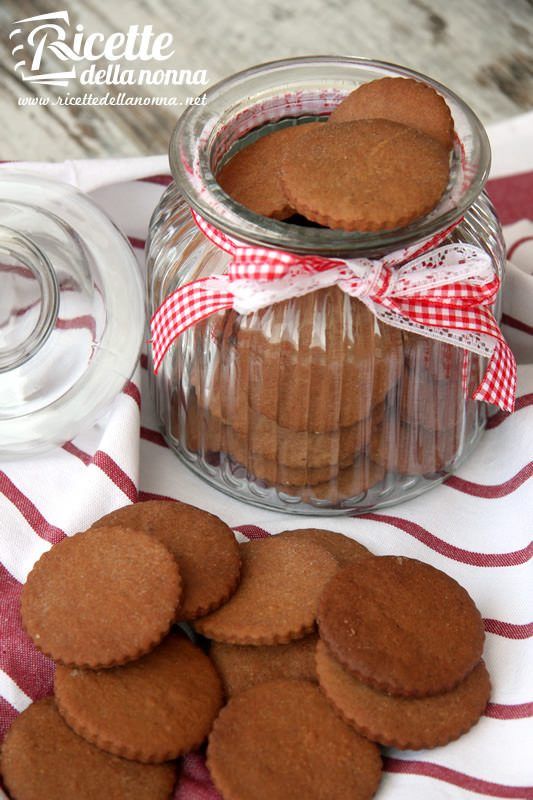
146 57 504 514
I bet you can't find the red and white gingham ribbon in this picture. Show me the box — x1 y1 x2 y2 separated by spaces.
150 211 516 412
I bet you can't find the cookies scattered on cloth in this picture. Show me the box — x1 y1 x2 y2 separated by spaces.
21 525 181 668
91 499 241 620
0 698 177 800
207 679 383 800
4 502 490 800
215 76 453 231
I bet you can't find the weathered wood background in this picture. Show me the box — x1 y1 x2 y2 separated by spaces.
0 0 532 160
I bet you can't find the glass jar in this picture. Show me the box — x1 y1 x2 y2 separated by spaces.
0 173 145 457
146 57 504 514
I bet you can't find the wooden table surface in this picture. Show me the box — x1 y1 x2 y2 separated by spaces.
0 0 532 160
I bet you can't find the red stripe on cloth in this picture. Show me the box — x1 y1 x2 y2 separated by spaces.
59 442 138 502
485 701 533 720
10 299 40 318
139 174 172 186
91 452 137 502
56 315 97 340
358 513 532 567
138 489 176 502
175 753 222 800
175 776 222 800
0 472 65 544
487 170 533 227
484 619 533 639
140 426 168 448
444 462 533 498
502 313 533 337
62 441 91 466
487 393 533 429
0 564 55 726
233 524 271 540
508 236 533 260
123 380 141 409
58 442 137 503
383 757 533 798
0 264 34 279
128 235 146 251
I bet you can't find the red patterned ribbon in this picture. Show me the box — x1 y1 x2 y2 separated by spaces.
150 212 516 412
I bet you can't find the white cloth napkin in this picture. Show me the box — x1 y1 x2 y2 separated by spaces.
0 114 532 800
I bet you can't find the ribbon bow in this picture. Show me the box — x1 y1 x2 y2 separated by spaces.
150 211 516 412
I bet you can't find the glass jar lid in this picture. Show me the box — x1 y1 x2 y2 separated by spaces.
0 172 145 457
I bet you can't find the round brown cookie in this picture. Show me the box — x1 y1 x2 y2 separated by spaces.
218 403 377 467
282 457 385 504
371 418 460 475
217 124 319 219
329 77 454 150
223 426 346 486
0 698 177 800
194 538 338 645
276 529 372 565
91 500 240 621
203 288 403 433
207 679 382 800
214 398 385 469
210 634 318 698
318 556 485 697
21 526 181 669
281 119 450 231
316 640 490 749
54 633 223 763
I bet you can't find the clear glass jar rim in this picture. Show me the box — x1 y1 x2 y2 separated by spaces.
169 56 491 257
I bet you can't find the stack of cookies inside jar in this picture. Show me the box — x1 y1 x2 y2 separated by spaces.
179 77 485 507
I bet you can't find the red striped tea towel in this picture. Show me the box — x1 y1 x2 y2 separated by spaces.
1 112 532 799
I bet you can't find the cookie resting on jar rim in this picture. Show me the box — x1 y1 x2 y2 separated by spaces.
145 56 515 515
